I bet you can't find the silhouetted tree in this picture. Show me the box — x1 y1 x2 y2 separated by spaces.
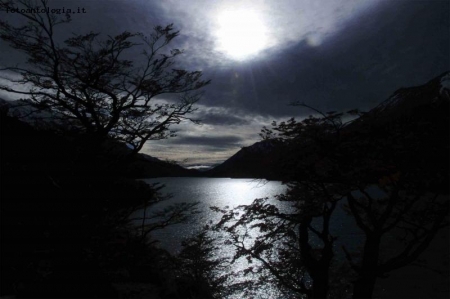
0 0 209 154
0 1 211 296
338 101 450 298
213 109 350 299
213 100 449 298
0 107 206 298
175 228 230 299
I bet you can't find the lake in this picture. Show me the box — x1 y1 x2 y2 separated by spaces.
133 177 288 253
130 177 289 298
130 177 449 298
130 177 363 298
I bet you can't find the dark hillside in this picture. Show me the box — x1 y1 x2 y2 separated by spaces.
129 153 201 178
1 105 153 297
205 140 285 179
208 72 450 184
341 71 450 190
0 105 203 298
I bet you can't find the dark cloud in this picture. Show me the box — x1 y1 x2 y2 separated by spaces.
198 0 449 117
1 0 448 164
197 111 251 126
200 114 251 126
166 135 244 148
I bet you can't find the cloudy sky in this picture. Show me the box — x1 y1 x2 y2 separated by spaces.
1 0 448 167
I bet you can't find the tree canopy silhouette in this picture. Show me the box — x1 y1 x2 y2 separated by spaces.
213 96 449 298
0 0 209 153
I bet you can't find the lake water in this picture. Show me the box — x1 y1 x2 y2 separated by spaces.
130 177 289 298
130 177 449 298
133 177 288 253
130 177 363 298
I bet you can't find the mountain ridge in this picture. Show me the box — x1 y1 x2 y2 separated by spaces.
206 71 450 180
0 98 198 178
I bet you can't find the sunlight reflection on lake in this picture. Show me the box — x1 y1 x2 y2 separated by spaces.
130 178 449 299
131 177 288 298
130 177 366 298
134 177 287 252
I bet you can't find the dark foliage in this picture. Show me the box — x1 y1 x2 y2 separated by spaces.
0 103 202 298
0 0 213 296
211 72 450 298
0 0 209 154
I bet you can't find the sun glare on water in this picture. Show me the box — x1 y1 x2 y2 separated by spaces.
215 9 268 60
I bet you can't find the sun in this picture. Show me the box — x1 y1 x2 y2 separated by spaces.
215 9 268 60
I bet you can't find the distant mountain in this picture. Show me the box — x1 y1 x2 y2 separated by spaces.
349 71 450 128
207 72 450 180
205 139 285 179
345 71 450 189
0 98 59 127
0 98 198 178
129 153 200 178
